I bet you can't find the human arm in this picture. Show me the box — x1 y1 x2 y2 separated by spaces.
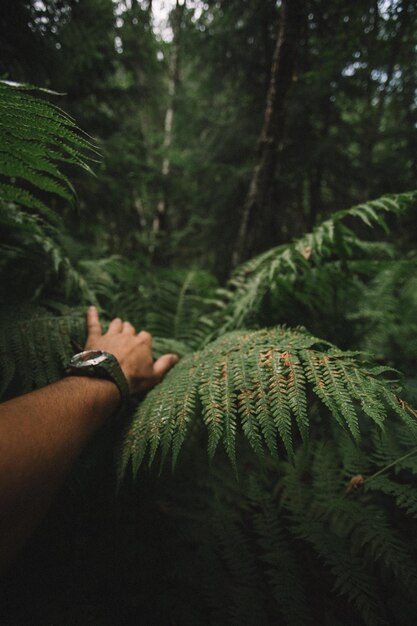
0 307 177 573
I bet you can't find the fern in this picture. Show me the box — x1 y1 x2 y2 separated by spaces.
128 436 417 625
0 305 86 400
213 192 417 334
0 80 97 218
119 326 417 477
144 269 219 351
0 81 99 305
246 478 313 626
78 256 150 327
350 254 417 371
280 441 417 624
366 476 417 518
74 265 221 356
0 206 95 305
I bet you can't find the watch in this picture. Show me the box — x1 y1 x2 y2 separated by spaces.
66 350 130 414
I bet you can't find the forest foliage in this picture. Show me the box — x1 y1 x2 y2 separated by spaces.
1 1 417 625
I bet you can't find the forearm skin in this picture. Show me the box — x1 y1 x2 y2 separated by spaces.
0 376 119 573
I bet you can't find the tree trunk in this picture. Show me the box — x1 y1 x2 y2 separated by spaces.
232 0 300 268
362 0 410 197
150 0 184 256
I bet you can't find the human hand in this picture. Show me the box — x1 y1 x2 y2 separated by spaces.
84 306 178 395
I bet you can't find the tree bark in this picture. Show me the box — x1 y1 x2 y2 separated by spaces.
232 0 300 268
150 0 184 256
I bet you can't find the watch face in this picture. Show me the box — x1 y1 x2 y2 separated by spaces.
71 350 110 368
67 350 130 407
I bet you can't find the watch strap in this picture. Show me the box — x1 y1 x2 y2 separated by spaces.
66 351 130 416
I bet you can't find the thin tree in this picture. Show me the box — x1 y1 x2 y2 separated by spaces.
361 0 411 198
232 0 301 268
151 0 184 256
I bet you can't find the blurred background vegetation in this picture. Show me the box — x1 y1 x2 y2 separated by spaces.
2 0 416 273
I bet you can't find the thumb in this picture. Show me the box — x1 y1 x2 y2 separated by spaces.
86 305 102 340
153 354 178 380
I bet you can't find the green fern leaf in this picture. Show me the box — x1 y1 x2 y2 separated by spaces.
0 306 86 400
213 191 417 334
119 327 417 476
266 348 293 457
366 476 417 518
254 356 278 456
0 81 97 217
232 351 263 457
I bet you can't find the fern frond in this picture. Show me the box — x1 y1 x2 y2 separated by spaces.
119 326 417 476
366 476 417 518
247 478 313 625
296 519 387 626
334 498 417 593
318 355 360 439
0 81 97 217
253 353 279 456
213 192 417 333
209 506 265 624
0 306 86 400
231 352 263 459
78 256 150 328
264 348 293 457
0 206 95 305
145 269 219 351
199 357 226 460
170 364 200 468
351 255 417 371
283 445 392 625
338 431 373 476
0 81 99 306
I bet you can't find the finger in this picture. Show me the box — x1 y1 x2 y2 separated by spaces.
107 318 123 334
152 354 178 380
122 321 136 335
137 330 152 346
87 306 102 338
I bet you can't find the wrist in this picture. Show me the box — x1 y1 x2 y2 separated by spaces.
66 350 131 418
62 376 121 424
